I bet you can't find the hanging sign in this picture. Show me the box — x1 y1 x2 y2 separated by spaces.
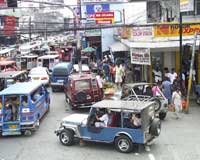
130 48 151 65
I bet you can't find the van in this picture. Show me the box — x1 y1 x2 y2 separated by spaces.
0 82 50 136
50 62 73 92
0 71 28 91
37 55 60 72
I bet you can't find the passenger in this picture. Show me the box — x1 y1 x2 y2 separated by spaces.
95 109 109 127
121 88 130 99
4 104 12 122
130 113 141 129
7 97 18 121
22 96 28 107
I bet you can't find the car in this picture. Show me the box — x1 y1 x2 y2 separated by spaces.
0 70 28 91
51 62 73 92
73 64 90 74
120 83 168 120
64 73 103 110
28 67 50 85
55 99 161 153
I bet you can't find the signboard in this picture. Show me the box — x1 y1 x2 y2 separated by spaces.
85 29 101 37
154 22 200 37
83 0 124 3
180 0 194 12
86 3 110 19
95 12 114 24
132 27 153 40
0 0 7 8
130 48 151 65
4 16 16 36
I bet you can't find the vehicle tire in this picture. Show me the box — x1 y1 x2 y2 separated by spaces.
196 95 200 105
35 119 40 129
76 92 87 102
23 130 32 136
114 135 133 153
47 104 50 112
59 129 74 146
151 98 161 112
52 87 56 92
149 118 161 137
159 112 167 120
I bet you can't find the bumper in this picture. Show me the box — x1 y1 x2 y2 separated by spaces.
54 127 64 136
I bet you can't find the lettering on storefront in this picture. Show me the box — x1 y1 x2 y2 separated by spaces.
132 27 153 41
154 22 200 37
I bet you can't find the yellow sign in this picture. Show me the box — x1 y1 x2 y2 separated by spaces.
154 22 200 37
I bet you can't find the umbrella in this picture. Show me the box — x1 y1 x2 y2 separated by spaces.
82 47 96 53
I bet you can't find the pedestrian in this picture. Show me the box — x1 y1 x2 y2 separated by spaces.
96 72 105 98
171 87 182 119
152 81 162 97
153 67 162 83
161 77 172 107
102 61 110 82
169 68 178 84
110 63 116 83
120 63 126 84
115 64 123 89
124 67 134 84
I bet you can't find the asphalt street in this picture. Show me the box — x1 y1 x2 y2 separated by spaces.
0 90 200 160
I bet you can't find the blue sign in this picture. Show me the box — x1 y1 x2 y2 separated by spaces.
86 4 110 18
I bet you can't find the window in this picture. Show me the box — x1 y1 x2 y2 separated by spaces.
182 0 200 15
75 80 90 90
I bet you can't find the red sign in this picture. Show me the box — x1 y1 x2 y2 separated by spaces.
0 0 7 8
4 16 16 36
95 20 112 24
95 12 114 18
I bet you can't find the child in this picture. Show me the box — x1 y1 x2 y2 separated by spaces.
171 87 182 119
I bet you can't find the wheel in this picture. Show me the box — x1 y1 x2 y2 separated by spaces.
196 95 200 105
47 105 50 112
159 112 167 120
76 92 87 102
151 98 161 112
149 118 161 136
23 130 32 136
59 129 74 146
114 135 133 153
52 87 56 92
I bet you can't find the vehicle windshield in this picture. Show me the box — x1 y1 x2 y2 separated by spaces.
75 80 90 90
53 69 68 76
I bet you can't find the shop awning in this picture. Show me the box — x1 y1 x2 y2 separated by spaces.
109 42 129 52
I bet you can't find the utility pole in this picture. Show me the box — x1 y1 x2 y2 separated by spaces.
185 31 198 113
179 12 183 90
29 16 31 42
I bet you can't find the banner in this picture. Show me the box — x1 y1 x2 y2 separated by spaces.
4 16 16 36
154 22 200 37
86 3 110 19
180 0 194 12
0 0 7 8
130 48 151 65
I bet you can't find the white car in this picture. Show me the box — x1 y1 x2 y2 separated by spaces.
28 67 50 85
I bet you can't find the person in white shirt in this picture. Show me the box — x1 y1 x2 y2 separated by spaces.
153 67 162 83
95 110 109 127
171 87 182 119
169 68 177 84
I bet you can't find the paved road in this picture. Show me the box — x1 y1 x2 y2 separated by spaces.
0 90 200 160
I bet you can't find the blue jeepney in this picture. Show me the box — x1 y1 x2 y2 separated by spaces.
0 82 50 136
50 62 73 92
55 100 161 153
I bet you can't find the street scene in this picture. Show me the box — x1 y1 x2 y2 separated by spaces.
0 0 200 160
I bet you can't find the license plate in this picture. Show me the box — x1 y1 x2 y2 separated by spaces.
9 125 18 129
33 77 39 80
57 80 64 83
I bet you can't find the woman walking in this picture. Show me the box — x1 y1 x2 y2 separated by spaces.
171 87 182 119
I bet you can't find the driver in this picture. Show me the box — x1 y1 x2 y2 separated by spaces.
95 109 109 127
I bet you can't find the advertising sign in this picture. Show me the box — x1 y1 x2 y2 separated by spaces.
95 12 114 24
130 48 151 65
83 0 124 2
4 16 16 36
154 22 200 37
0 0 7 8
132 27 153 40
86 3 110 19
180 0 194 12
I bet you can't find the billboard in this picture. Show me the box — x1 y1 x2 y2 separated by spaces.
0 0 7 8
95 12 114 24
180 0 194 12
86 3 110 19
4 16 16 36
